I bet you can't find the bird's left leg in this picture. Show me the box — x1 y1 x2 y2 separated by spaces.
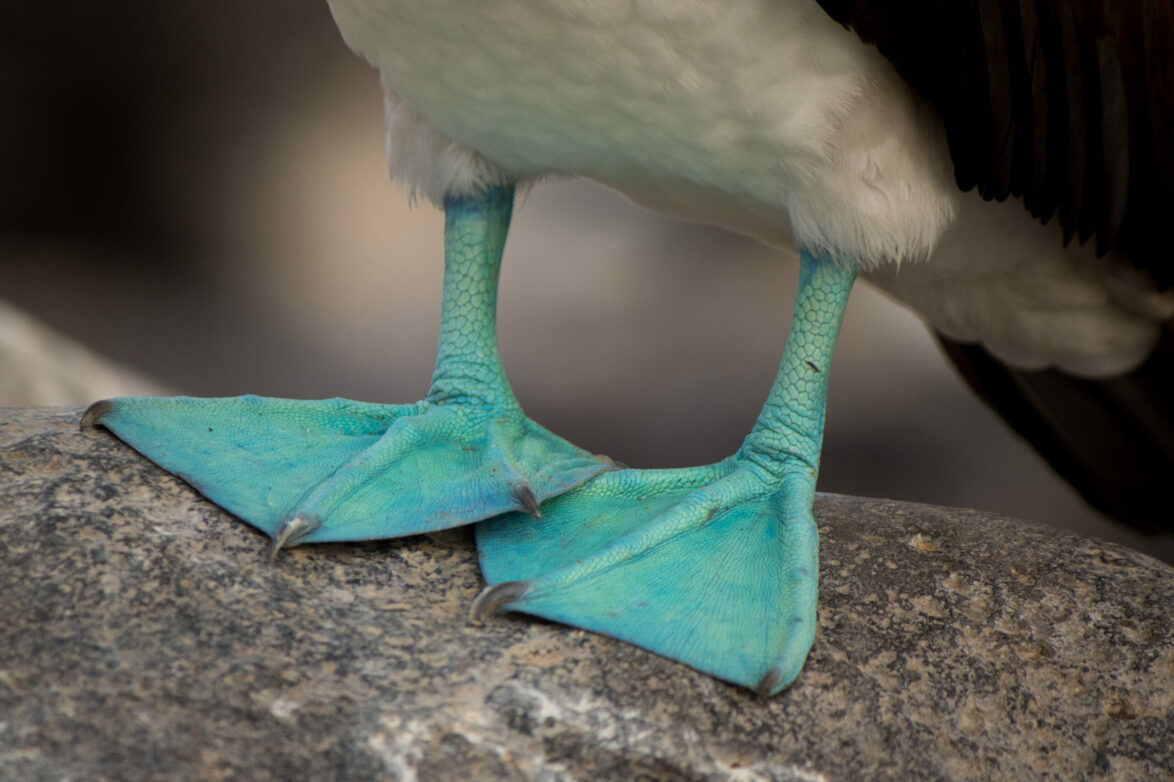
83 185 611 554
473 249 855 695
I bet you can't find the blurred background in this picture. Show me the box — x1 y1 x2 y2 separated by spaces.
3 3 1170 561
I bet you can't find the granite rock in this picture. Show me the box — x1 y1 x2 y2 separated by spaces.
2 407 1172 781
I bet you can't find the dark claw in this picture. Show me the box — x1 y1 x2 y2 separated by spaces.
756 667 783 699
513 483 542 518
80 400 114 431
469 580 531 624
265 512 320 564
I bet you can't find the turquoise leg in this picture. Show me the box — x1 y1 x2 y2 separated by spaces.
84 186 611 554
474 249 856 695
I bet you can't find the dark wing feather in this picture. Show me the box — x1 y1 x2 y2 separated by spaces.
938 332 1174 532
816 0 1174 287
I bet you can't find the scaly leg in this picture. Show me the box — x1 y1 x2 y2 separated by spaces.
84 186 611 557
473 249 855 695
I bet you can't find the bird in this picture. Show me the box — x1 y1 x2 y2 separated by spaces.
82 0 1173 696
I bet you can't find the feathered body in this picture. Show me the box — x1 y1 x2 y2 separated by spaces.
325 0 1173 526
327 0 1170 377
329 0 957 261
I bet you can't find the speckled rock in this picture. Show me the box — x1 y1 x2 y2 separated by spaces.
2 407 1172 781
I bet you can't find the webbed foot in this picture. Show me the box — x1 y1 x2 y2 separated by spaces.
81 186 619 554
84 394 610 552
474 248 856 695
474 462 818 694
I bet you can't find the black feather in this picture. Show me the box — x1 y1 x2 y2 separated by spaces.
939 333 1174 533
816 0 1174 288
813 2 1174 532
1095 36 1129 252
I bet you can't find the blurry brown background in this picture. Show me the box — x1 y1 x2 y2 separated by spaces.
4 3 1170 561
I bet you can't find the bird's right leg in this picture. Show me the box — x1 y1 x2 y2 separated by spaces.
84 185 612 557
472 249 856 695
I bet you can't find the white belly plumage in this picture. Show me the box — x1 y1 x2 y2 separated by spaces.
326 0 1172 376
327 0 956 261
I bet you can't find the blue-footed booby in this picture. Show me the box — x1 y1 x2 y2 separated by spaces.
84 0 1174 695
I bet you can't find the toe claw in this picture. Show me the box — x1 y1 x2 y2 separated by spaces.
80 400 114 431
266 512 320 564
755 667 783 699
513 483 542 518
469 580 531 624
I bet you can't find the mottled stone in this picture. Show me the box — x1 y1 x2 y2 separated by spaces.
2 406 1172 781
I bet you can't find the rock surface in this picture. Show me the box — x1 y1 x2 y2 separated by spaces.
2 406 1172 781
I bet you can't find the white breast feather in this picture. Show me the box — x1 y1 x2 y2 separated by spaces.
328 0 958 262
325 0 1171 377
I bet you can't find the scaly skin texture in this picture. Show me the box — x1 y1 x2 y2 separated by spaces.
477 251 856 694
429 187 517 408
86 186 609 546
740 252 855 481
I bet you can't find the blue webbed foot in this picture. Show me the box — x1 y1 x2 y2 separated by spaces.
84 394 610 553
81 185 613 556
473 462 818 695
474 249 856 695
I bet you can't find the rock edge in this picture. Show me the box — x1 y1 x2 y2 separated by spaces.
2 407 1172 781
